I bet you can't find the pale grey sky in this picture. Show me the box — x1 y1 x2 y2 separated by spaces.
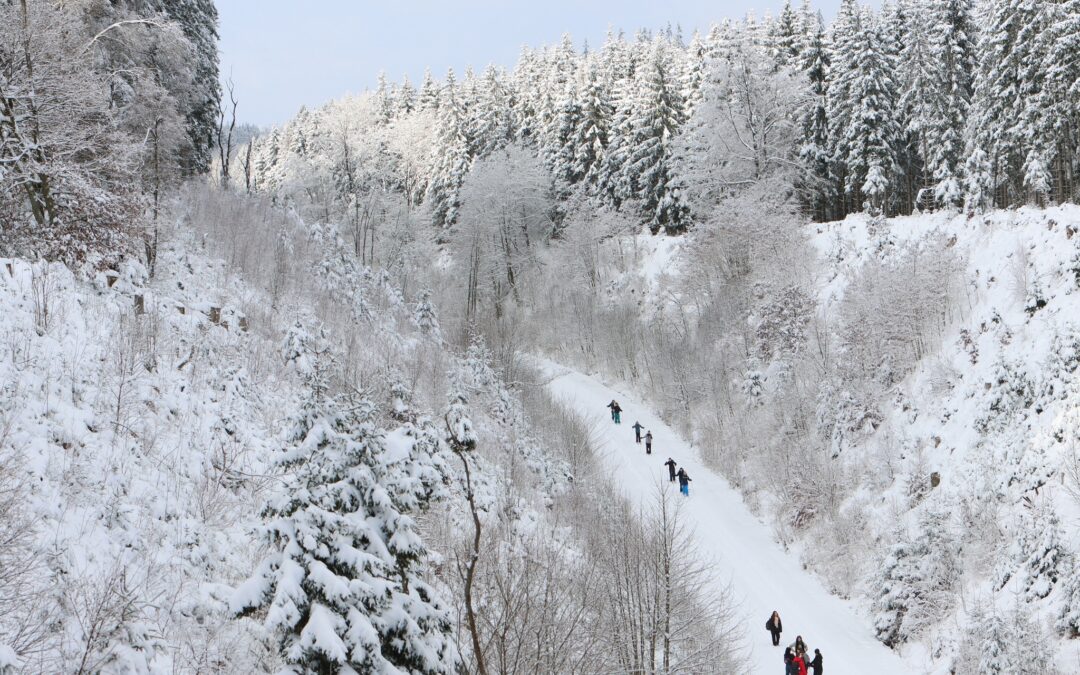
216 1 849 127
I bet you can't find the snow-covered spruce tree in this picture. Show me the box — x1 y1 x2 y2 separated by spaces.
620 41 691 233
895 0 936 210
1058 545 1080 637
232 323 458 674
840 6 900 216
571 55 614 190
927 0 976 208
427 71 472 228
469 65 515 159
411 289 443 343
797 15 831 220
770 0 802 68
824 0 861 216
871 507 961 646
997 500 1070 601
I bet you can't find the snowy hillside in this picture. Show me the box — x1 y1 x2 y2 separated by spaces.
809 206 1080 669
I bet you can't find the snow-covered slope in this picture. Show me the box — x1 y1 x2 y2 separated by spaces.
541 360 909 675
810 207 1080 666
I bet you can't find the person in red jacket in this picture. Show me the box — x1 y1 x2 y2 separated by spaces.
792 651 808 675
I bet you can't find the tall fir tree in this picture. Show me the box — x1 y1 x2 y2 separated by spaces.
798 17 832 220
233 324 459 674
427 71 472 228
620 41 692 233
840 7 900 215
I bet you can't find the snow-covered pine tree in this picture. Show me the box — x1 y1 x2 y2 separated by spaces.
1038 0 1080 204
798 15 832 221
232 325 458 674
418 68 440 112
547 79 584 184
374 72 394 126
133 0 221 175
871 507 960 646
825 0 861 217
682 32 707 111
571 55 613 190
412 289 443 343
469 65 514 158
1015 500 1068 600
841 6 900 215
397 74 417 115
620 40 691 233
926 0 976 208
1057 546 1080 636
896 0 934 210
427 70 472 228
770 0 802 68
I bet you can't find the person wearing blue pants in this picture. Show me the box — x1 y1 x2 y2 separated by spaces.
677 468 691 496
606 400 622 424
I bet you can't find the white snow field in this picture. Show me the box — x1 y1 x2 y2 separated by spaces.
541 360 909 675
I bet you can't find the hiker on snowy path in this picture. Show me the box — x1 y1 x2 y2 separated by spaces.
644 431 653 454
789 636 808 658
792 651 808 675
676 468 691 496
664 458 677 482
766 611 783 646
784 649 798 675
606 400 622 424
809 649 823 675
632 421 644 443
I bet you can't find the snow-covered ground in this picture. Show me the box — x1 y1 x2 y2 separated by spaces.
540 360 909 675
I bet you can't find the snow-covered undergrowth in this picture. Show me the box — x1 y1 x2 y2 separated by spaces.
806 206 1080 670
0 197 569 672
0 243 277 672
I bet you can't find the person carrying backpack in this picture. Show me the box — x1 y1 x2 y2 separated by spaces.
792 652 808 675
766 611 782 646
632 421 644 443
784 649 797 675
664 458 677 482
644 431 653 454
676 468 691 496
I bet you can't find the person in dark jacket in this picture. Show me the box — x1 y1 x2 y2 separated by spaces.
766 610 782 646
784 649 797 675
644 431 653 454
809 649 822 675
676 468 691 496
632 421 644 443
606 400 622 424
664 458 677 482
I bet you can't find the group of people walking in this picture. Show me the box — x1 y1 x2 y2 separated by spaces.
767 612 823 675
607 400 693 495
606 397 827 670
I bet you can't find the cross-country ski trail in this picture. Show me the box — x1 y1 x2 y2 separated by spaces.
541 360 910 675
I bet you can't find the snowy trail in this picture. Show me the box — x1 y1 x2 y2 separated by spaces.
541 360 910 675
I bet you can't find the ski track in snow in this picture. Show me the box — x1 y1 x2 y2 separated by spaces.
541 360 910 675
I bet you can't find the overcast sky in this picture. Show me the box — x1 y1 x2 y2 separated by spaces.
216 1 850 127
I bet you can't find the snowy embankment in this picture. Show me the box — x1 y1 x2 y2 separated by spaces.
540 360 909 675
